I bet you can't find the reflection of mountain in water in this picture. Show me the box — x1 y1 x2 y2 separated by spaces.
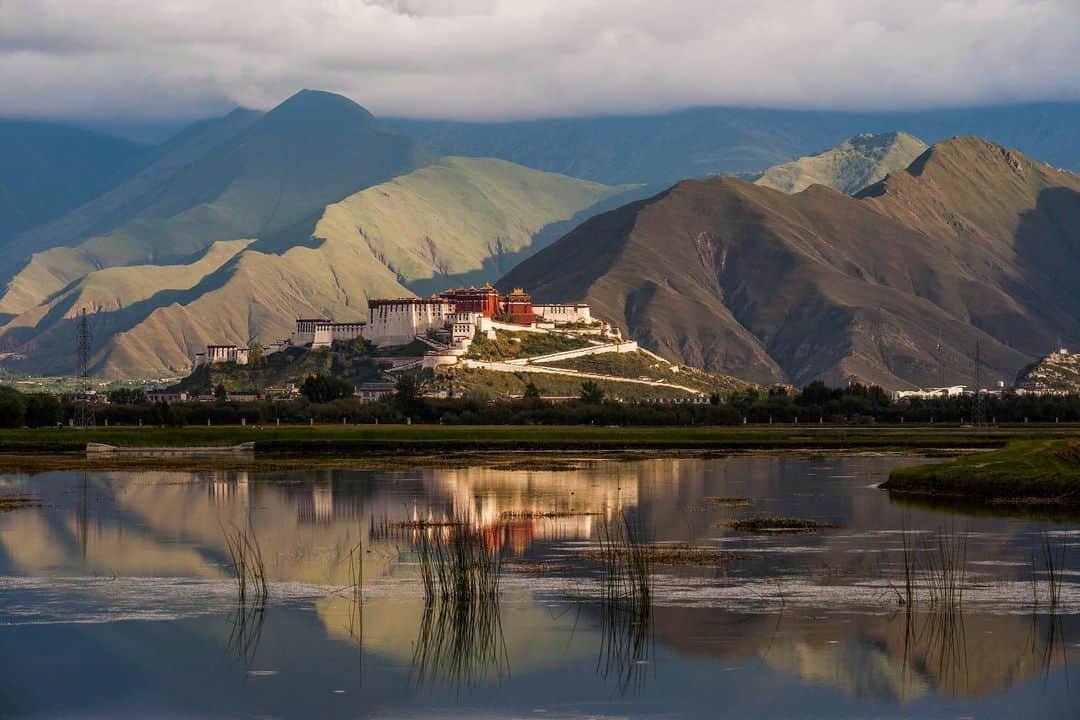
654 605 1072 702
0 464 639 582
765 638 930 702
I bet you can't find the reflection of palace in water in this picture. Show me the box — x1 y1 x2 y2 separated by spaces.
403 466 639 555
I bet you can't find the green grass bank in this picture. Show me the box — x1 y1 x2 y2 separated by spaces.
1 424 1076 455
883 438 1080 504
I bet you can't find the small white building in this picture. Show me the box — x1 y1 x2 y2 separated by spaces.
446 311 490 346
893 385 967 401
354 382 397 403
312 321 365 349
197 345 249 366
533 303 593 325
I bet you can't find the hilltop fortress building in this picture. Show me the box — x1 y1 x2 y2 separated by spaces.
291 285 595 349
195 285 599 368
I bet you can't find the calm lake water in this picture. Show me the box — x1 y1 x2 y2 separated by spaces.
1 453 1078 718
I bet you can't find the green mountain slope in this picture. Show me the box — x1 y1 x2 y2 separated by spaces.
755 132 928 194
0 90 425 316
0 157 627 377
501 137 1080 389
0 120 146 251
313 156 633 293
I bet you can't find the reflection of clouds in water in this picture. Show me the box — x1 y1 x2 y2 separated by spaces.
0 576 328 625
763 639 930 702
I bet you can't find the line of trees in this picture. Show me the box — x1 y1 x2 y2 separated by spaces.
2 380 1080 428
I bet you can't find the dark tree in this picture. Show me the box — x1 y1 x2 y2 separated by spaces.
523 382 542 402
0 387 26 428
395 370 425 416
300 374 354 403
108 388 147 405
24 393 61 427
579 380 605 404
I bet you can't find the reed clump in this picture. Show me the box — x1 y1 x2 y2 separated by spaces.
344 539 364 643
596 512 652 609
1039 533 1064 611
411 593 508 687
580 543 735 567
500 510 601 519
593 512 654 694
894 529 968 611
392 519 464 529
728 516 839 533
0 492 41 511
414 523 502 604
223 520 269 606
704 496 752 507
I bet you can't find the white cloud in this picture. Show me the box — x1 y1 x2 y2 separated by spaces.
0 0 1078 121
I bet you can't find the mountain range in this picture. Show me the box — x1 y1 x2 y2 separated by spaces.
502 137 1080 389
389 103 1080 185
0 92 632 376
2 91 1080 386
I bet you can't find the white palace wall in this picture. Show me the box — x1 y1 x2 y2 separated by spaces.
365 299 453 347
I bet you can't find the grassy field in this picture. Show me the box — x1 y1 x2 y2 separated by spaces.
1 424 1077 453
465 329 591 362
1 424 1077 474
883 438 1080 504
542 351 748 394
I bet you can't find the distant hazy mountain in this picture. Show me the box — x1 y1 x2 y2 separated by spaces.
390 103 1080 185
501 137 1080 389
0 90 426 317
755 132 929 195
0 155 629 377
0 120 146 251
0 109 261 288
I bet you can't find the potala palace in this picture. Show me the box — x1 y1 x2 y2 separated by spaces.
194 285 611 370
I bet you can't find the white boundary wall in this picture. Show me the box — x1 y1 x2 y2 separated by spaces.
504 341 638 366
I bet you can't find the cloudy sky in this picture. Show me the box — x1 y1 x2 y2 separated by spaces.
1 0 1079 122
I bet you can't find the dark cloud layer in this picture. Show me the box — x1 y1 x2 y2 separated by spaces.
1 0 1078 121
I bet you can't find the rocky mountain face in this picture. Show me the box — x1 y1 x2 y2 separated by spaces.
1015 348 1080 393
755 132 928 195
501 138 1080 389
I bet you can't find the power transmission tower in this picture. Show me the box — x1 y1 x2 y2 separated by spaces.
973 341 985 427
76 308 94 428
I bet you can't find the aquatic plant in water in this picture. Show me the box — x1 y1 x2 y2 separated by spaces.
222 519 269 607
410 592 509 688
594 512 654 693
413 521 502 604
409 520 508 687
